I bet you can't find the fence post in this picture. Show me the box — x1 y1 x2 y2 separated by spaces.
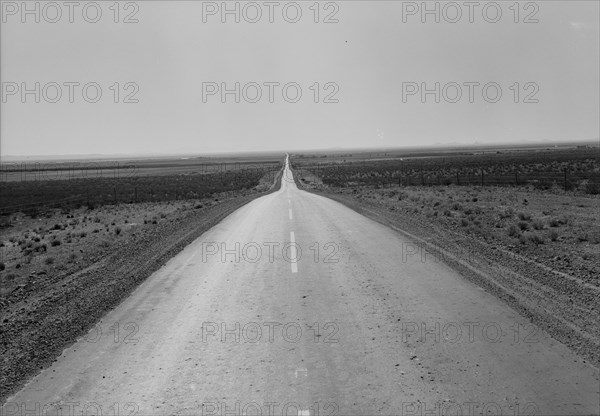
481 170 484 186
456 171 460 186
515 169 518 185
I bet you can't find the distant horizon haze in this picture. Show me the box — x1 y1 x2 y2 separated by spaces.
1 139 598 163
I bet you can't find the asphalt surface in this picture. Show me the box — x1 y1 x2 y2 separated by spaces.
3 156 599 416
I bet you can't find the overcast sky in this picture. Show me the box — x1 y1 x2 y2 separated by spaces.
1 0 598 157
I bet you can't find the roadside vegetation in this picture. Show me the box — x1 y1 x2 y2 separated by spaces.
293 148 599 193
0 165 280 218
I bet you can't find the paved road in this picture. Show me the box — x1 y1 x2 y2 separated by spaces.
3 156 599 416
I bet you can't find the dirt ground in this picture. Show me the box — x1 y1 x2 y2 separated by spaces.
295 175 600 367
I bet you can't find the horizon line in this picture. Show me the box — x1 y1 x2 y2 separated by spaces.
1 139 598 162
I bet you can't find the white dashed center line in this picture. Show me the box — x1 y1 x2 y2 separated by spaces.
289 208 293 220
290 231 298 274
